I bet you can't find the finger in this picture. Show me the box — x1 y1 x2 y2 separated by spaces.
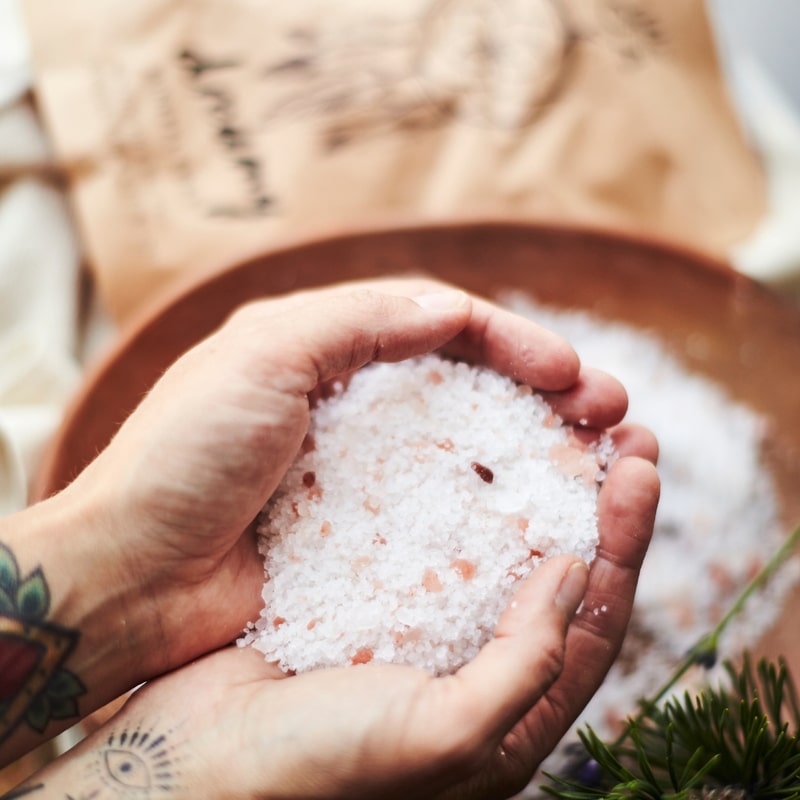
570 423 659 464
230 277 582 394
441 301 581 392
520 456 659 754
609 423 659 464
366 280 582 393
237 288 474 395
429 555 589 753
539 367 629 429
593 456 660 578
227 275 451 323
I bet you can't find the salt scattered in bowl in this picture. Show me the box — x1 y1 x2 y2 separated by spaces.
500 293 800 798
241 354 614 676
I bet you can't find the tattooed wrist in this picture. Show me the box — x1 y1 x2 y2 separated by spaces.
90 727 180 795
3 722 182 800
0 542 85 749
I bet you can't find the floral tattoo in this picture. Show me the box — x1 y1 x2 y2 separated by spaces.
0 542 85 745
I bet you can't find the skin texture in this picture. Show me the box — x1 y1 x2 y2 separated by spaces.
0 278 659 798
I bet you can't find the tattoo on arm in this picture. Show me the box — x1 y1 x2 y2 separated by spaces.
0 542 85 746
3 725 181 799
90 727 180 795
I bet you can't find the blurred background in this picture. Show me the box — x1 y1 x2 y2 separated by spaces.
707 0 800 294
2 0 800 794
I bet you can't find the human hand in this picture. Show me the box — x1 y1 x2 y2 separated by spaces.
30 450 657 800
62 277 636 701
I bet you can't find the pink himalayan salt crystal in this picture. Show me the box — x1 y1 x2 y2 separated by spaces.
351 648 374 665
451 559 477 581
549 444 601 486
422 569 443 593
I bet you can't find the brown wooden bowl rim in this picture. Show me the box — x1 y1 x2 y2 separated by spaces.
32 217 789 503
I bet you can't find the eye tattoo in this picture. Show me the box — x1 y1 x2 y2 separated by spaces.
89 726 181 796
104 750 151 790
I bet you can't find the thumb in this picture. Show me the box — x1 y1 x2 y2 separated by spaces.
410 555 588 771
445 555 589 744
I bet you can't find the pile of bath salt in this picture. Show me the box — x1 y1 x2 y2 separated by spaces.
241 354 613 676
501 292 799 792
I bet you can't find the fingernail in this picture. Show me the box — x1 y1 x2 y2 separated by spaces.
556 561 589 618
413 290 468 313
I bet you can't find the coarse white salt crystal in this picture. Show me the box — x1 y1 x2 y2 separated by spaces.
241 354 612 676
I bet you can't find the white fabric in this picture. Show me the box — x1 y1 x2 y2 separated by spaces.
0 101 51 165
0 0 30 107
729 58 800 297
708 0 800 299
0 0 84 513
0 180 82 510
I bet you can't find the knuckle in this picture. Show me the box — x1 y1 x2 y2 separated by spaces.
346 287 397 314
225 300 267 329
537 630 568 686
432 734 492 778
419 720 492 778
542 686 576 730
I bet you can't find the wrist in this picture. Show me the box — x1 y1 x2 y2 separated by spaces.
6 679 240 800
0 485 165 764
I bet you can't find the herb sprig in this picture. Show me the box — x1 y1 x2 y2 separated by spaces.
544 522 800 800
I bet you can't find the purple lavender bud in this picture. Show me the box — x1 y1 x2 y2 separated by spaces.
576 758 603 787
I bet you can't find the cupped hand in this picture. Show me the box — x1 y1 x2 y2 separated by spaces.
68 277 633 682
73 451 658 800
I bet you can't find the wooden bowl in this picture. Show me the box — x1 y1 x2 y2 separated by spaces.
33 221 800 665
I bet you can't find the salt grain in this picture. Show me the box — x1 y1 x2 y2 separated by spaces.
241 354 611 675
